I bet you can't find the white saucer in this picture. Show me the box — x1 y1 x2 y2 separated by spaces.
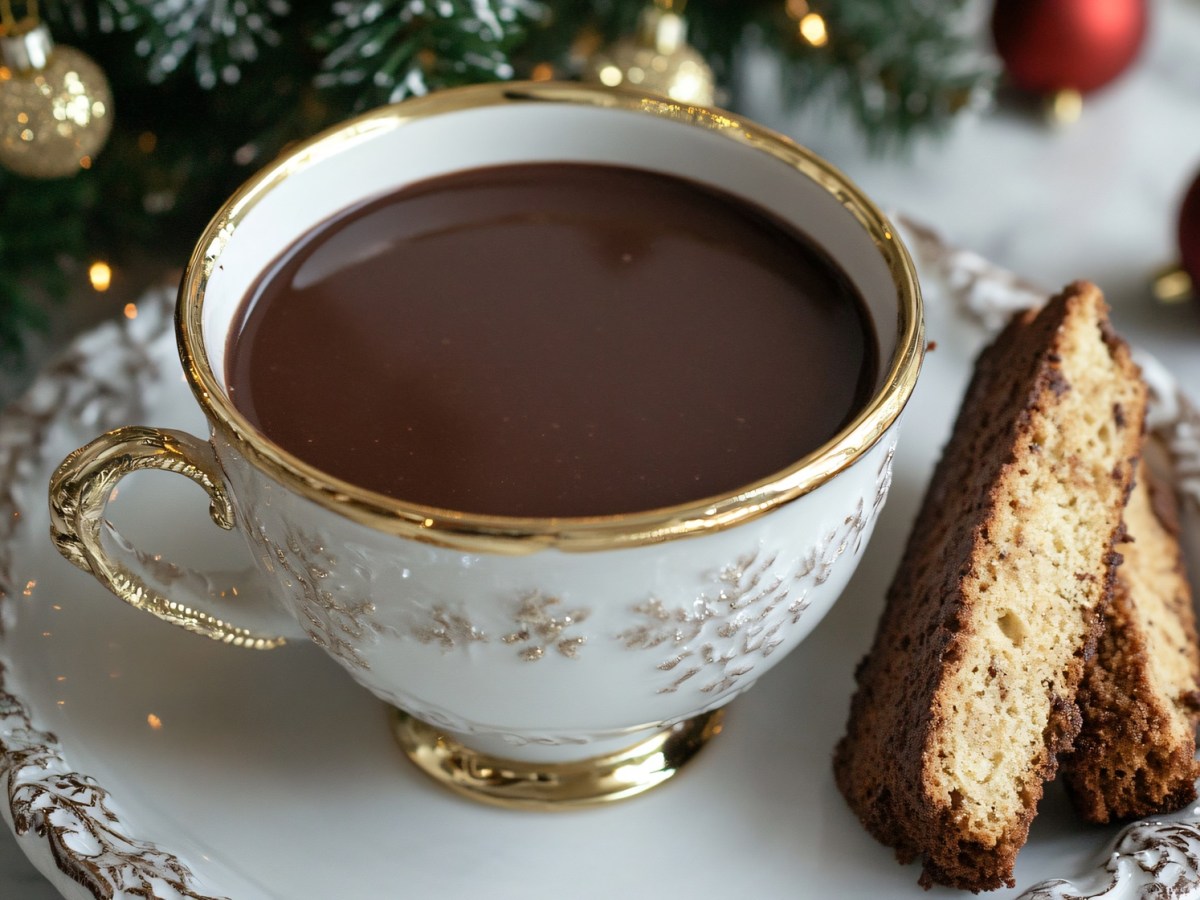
3 236 1200 899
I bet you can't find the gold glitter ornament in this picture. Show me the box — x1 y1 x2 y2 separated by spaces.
0 15 113 179
584 1 715 106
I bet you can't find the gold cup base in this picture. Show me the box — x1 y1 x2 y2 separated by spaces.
390 708 725 810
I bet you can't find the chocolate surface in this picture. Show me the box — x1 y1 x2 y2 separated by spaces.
226 163 877 517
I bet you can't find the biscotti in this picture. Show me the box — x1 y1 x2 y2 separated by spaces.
833 282 1147 891
1061 458 1200 823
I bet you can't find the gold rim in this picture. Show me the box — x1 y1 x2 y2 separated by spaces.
178 81 924 555
391 707 725 809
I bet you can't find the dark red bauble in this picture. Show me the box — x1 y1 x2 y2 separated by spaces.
1179 169 1200 288
991 0 1149 94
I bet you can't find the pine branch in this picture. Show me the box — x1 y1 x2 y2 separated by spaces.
104 0 292 88
769 0 996 150
314 0 546 107
0 0 996 362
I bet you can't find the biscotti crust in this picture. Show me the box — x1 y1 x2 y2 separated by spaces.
833 282 1147 891
1062 460 1200 823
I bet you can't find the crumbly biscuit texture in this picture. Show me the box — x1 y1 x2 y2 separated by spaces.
1062 459 1200 823
834 282 1147 891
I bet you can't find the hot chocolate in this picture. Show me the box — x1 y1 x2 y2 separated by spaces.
225 162 877 517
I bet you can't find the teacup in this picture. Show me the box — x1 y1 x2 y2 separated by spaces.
49 82 923 808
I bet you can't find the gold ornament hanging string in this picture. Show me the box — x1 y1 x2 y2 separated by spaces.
583 0 716 105
0 0 39 35
0 0 48 71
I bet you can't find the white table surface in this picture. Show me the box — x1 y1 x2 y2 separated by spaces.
3 3 1199 895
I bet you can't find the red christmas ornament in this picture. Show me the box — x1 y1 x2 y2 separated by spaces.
991 0 1148 95
1178 169 1200 290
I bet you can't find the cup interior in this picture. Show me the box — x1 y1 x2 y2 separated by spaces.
198 97 901 399
181 84 921 543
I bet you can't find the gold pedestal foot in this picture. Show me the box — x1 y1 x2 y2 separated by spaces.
391 708 725 810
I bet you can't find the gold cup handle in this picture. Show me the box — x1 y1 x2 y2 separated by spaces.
49 425 290 650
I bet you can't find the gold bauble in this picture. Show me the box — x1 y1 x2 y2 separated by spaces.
584 4 715 106
0 23 113 179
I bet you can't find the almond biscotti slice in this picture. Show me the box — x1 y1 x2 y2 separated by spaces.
1061 458 1200 823
833 282 1147 892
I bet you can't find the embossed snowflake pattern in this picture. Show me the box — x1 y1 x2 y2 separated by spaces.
412 606 488 651
622 443 896 696
617 596 710 651
502 591 590 661
621 550 790 695
246 523 381 670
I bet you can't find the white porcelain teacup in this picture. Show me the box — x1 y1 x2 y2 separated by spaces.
49 82 923 808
